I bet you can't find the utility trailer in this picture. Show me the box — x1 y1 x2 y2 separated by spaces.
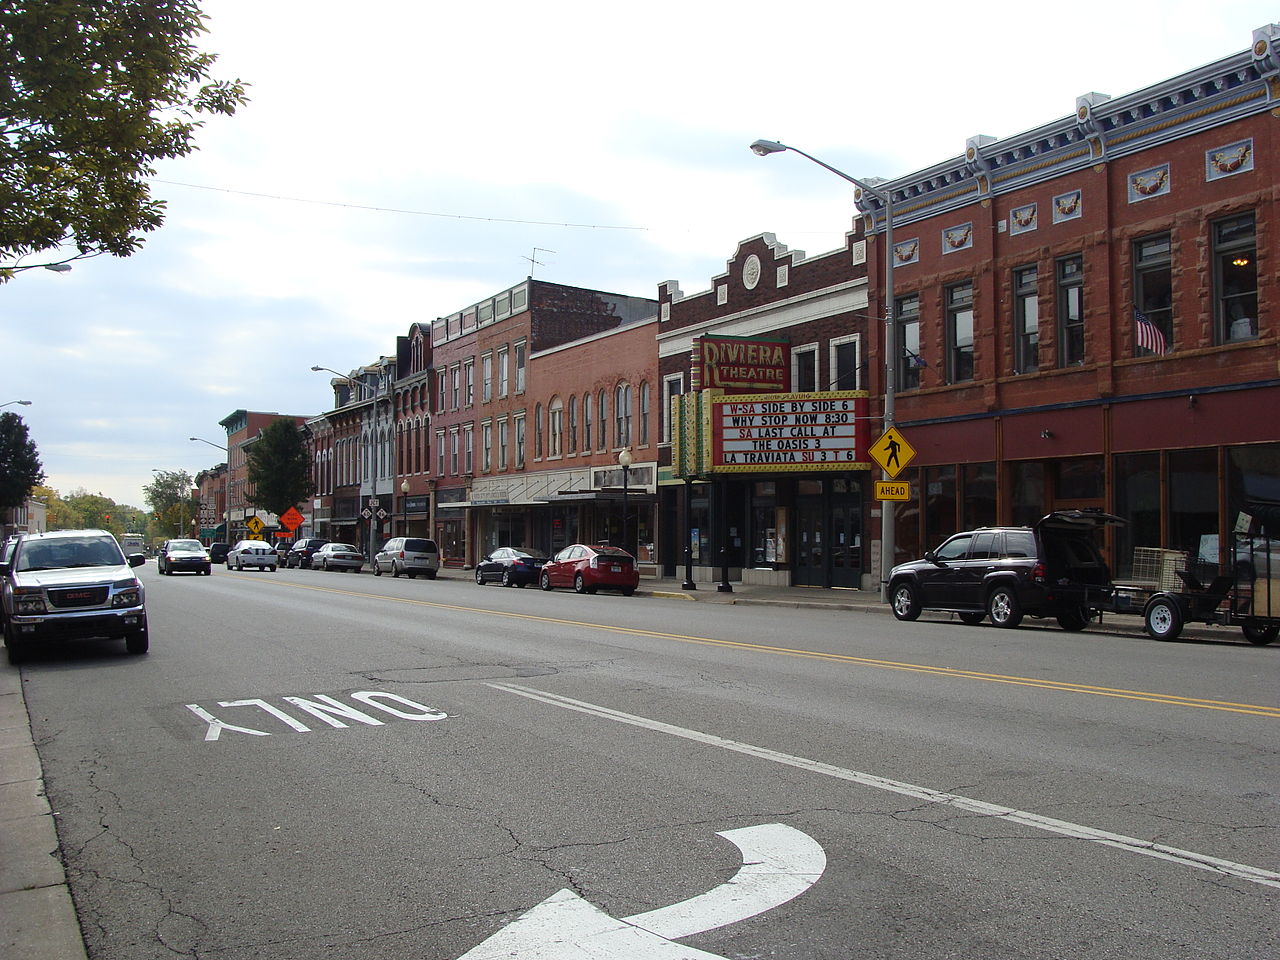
1111 532 1280 645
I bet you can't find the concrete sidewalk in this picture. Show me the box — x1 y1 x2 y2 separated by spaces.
0 666 87 960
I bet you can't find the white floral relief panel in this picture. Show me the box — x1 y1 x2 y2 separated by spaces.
1128 164 1170 203
942 222 973 253
1010 203 1037 236
1052 189 1082 223
1205 139 1253 181
893 239 920 266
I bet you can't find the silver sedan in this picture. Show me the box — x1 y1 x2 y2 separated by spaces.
226 540 277 571
312 543 364 572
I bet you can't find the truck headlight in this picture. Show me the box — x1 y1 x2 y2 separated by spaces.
112 580 142 607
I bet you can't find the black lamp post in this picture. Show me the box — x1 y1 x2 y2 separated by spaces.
617 448 632 557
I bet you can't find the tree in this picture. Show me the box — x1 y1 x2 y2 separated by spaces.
143 470 196 537
0 0 249 278
245 419 313 519
31 483 81 530
0 411 44 511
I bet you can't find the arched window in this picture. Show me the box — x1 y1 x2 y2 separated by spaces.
568 396 578 454
598 389 608 449
583 394 593 453
549 396 563 457
615 382 632 448
639 381 650 446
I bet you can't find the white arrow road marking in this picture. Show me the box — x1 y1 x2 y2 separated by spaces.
458 823 825 959
488 682 1280 891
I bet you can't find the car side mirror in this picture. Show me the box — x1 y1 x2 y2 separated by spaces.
0 561 9 576
925 550 942 565
128 554 145 568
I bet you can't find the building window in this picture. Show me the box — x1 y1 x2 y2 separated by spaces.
437 370 447 412
515 341 527 393
583 393 593 450
896 294 921 391
450 364 461 409
829 335 859 390
615 382 631 448
481 354 493 402
549 397 563 457
1133 234 1172 356
1057 255 1085 366
436 431 445 476
1013 265 1039 374
534 403 543 459
498 419 508 470
449 429 459 476
498 347 509 397
945 282 974 384
463 425 474 475
1213 212 1257 343
515 415 526 468
463 359 474 406
662 375 684 443
568 396 578 454
482 422 492 473
638 381 650 446
793 346 818 392
597 389 608 449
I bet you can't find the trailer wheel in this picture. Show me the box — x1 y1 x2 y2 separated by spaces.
1144 596 1183 641
1241 620 1279 646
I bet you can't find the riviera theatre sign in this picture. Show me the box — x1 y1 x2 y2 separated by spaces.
671 390 872 476
693 335 790 393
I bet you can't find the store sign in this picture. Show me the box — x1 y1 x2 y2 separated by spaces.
711 392 871 472
693 335 790 394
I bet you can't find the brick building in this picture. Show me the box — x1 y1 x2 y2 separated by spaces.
429 278 657 566
849 23 1280 580
657 232 873 587
216 409 312 545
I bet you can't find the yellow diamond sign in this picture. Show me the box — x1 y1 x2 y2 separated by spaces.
245 515 264 535
869 427 916 479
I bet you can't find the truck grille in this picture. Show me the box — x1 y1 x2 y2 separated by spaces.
48 586 109 608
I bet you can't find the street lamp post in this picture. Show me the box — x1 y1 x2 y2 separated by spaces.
400 478 410 536
1 400 33 409
617 448 632 557
310 365 376 400
190 437 230 546
750 139 897 601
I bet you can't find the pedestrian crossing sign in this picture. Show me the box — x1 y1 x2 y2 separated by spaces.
869 426 916 479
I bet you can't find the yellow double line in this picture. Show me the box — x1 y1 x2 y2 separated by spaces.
253 576 1280 719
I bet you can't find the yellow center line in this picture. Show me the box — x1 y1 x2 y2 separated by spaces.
235 575 1280 719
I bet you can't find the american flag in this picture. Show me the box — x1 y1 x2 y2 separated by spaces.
1135 309 1167 355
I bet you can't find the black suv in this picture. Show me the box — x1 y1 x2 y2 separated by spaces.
286 538 330 568
887 510 1123 631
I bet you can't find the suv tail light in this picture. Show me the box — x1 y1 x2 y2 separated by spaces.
399 550 406 559
1031 562 1046 582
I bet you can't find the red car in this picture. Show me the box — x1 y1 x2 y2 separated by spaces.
539 544 639 595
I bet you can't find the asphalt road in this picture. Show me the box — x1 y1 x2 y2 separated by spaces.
14 562 1280 959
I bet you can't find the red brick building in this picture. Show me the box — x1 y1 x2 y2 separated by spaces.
216 409 312 544
429 278 657 566
850 24 1280 579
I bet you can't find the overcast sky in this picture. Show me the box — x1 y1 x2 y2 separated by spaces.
3 0 1275 509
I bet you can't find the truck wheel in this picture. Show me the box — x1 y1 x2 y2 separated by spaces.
958 612 984 625
125 624 149 655
1056 607 1090 632
1144 596 1183 641
890 582 920 621
987 586 1023 628
1241 620 1279 646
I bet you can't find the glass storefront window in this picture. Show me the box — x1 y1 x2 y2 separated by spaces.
1227 442 1280 537
1113 452 1160 579
1010 461 1045 527
1055 456 1104 501
1169 448 1218 563
962 462 997 530
924 465 957 549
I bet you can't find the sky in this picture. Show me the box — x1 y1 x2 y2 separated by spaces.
3 0 1276 509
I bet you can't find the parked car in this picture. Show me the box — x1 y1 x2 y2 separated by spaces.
373 537 440 579
226 540 278 571
886 510 1123 630
0 529 148 663
475 546 548 587
157 538 212 576
275 541 293 565
313 542 364 572
539 544 639 595
286 538 330 568
207 542 232 563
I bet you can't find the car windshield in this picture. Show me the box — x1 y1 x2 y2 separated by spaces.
16 536 124 572
168 540 203 551
330 544 358 552
513 547 548 558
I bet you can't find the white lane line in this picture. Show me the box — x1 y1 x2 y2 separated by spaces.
487 682 1280 890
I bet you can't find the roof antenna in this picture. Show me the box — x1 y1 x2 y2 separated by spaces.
522 247 556 276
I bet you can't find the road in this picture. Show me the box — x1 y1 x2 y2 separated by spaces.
12 562 1279 959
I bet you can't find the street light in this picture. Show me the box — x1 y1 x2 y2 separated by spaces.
1 400 33 408
311 365 375 400
400 478 410 536
190 436 230 546
617 448 632 557
750 138 897 601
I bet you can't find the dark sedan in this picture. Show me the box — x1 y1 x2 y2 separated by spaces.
157 539 212 576
475 547 549 587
